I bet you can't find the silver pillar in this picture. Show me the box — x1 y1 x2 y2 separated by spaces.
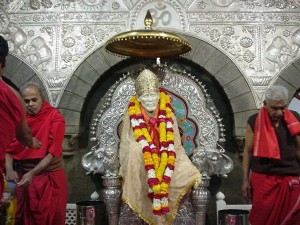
191 176 211 225
102 176 122 225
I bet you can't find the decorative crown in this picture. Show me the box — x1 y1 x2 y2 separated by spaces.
135 69 159 96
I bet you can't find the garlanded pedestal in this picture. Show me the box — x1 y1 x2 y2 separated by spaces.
102 176 122 225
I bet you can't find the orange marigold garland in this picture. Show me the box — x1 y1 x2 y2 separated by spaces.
128 88 176 215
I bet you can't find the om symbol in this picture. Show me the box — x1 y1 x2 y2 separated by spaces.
150 3 172 27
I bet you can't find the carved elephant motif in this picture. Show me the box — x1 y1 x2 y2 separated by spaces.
265 36 292 71
192 149 233 177
23 36 52 70
81 146 119 177
1 22 27 53
291 29 300 55
81 147 105 175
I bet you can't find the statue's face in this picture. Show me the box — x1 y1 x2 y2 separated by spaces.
137 91 159 112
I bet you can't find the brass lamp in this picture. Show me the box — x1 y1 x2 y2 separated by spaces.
105 10 192 58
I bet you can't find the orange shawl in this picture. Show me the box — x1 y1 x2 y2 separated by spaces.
253 107 300 159
140 105 160 148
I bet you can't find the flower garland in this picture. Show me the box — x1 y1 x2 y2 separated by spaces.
128 88 176 215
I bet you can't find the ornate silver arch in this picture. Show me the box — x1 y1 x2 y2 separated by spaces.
82 63 233 177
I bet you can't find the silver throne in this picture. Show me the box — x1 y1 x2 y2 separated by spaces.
82 64 233 225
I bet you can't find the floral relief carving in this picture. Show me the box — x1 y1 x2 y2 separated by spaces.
16 0 107 11
59 23 121 69
48 90 62 107
210 0 236 7
112 2 120 10
248 76 273 86
243 50 255 63
45 77 68 88
80 26 93 36
240 37 253 48
197 1 207 9
62 37 76 48
240 0 261 8
79 0 107 9
202 26 250 61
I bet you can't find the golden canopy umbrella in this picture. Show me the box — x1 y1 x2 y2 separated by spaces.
105 10 192 59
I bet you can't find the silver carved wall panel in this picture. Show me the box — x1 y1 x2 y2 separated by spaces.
1 0 300 107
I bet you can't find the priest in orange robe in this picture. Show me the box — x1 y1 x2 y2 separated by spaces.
5 82 67 225
242 85 300 225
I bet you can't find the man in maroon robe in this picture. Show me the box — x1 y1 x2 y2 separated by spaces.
242 85 300 225
5 82 67 225
0 35 40 199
